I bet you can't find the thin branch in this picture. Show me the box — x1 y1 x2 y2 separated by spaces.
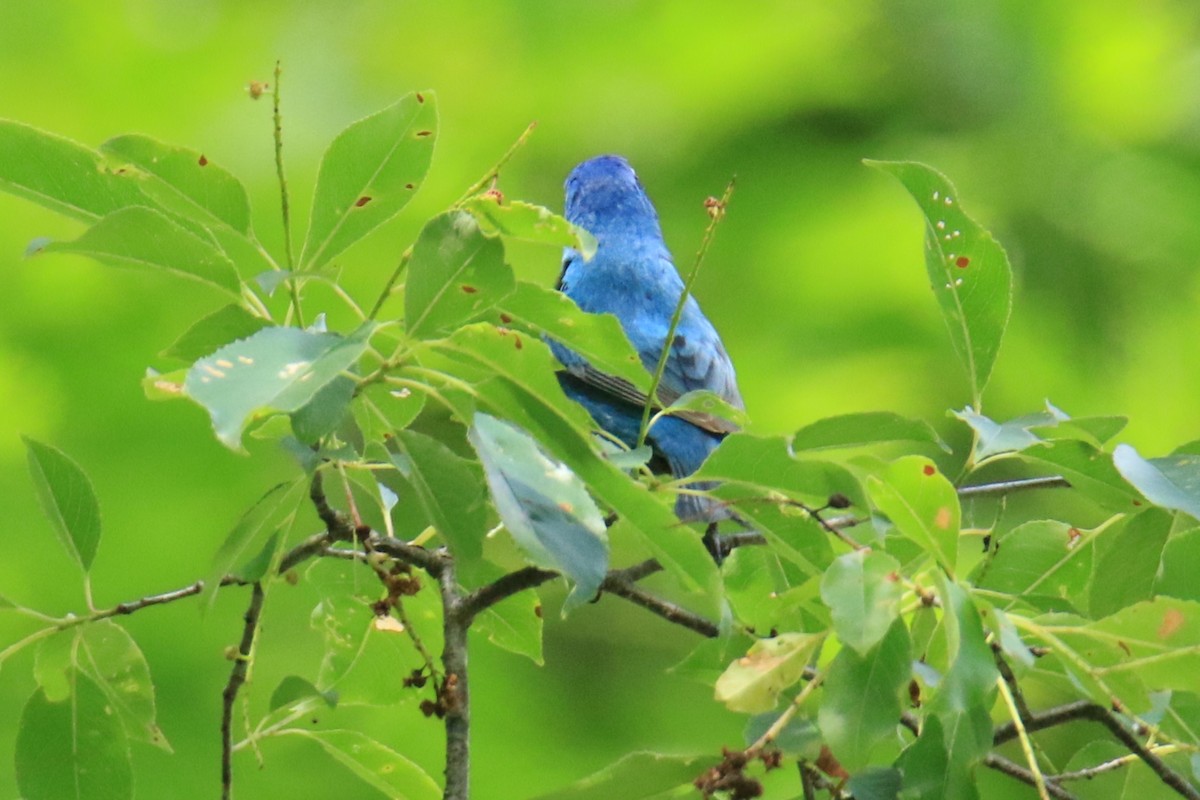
458 566 559 625
271 60 303 327
638 177 736 448
439 559 470 800
994 701 1200 800
958 475 1070 497
364 533 447 577
600 573 719 638
996 676 1051 800
992 643 1035 723
1052 746 1185 782
221 582 265 800
984 754 1077 800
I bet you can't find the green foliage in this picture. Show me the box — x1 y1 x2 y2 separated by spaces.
3 91 1200 800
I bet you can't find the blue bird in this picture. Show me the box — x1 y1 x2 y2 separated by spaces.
552 155 744 531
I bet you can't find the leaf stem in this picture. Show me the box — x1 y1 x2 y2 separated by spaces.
638 178 735 448
996 675 1051 800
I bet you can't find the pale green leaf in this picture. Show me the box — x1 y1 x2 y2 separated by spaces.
75 620 169 750
23 437 102 572
463 196 597 258
276 728 440 800
714 632 823 713
867 456 959 575
1114 444 1200 521
531 752 714 800
793 411 946 452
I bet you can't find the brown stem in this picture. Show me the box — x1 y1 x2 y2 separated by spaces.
221 582 265 800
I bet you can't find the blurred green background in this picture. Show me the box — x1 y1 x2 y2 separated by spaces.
2 1 1198 797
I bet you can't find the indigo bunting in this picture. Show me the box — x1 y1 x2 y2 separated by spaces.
552 155 744 527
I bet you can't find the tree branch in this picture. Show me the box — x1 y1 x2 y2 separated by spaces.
957 475 1070 497
439 559 470 800
600 573 720 638
984 754 1077 800
221 581 265 800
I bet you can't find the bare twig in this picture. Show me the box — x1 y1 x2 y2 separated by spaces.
957 475 1070 497
439 559 470 800
270 60 303 327
984 754 1077 800
221 582 265 800
600 573 719 638
1052 746 1184 782
458 566 559 625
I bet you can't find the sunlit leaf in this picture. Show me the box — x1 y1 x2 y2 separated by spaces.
161 304 268 362
23 437 102 572
100 134 251 233
15 677 133 800
714 632 823 713
867 160 1012 407
75 620 170 750
821 550 905 655
819 620 910 770
35 206 240 295
495 281 651 396
301 91 436 270
275 729 440 800
867 456 959 575
463 196 597 258
793 411 946 452
184 323 374 450
469 413 607 614
0 120 144 222
531 752 714 800
657 389 749 429
1114 444 1200 520
390 429 489 565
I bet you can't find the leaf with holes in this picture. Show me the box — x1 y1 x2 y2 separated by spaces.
75 621 170 751
1114 444 1200 521
867 161 1012 407
184 323 373 449
821 550 905 655
464 196 597 258
100 134 251 233
0 120 144 222
23 438 102 572
405 211 515 338
714 632 824 713
301 92 436 270
34 206 240 295
469 413 608 614
15 676 133 800
867 456 959 575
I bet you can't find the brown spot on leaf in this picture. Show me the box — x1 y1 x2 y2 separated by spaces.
1117 640 1132 656
955 256 970 268
483 188 504 204
355 195 372 208
923 464 936 476
416 130 433 137
1133 499 1143 506
1158 608 1185 639
934 506 952 529
534 605 543 619
405 183 415 190
416 92 425 103
557 501 573 513
460 285 478 294
499 313 512 324
514 335 523 350
198 154 208 166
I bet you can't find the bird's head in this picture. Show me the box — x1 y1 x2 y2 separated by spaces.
564 155 663 241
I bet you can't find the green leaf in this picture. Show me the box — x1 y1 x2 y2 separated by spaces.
898 715 973 800
722 546 813 634
290 375 356 445
953 405 1062 460
75 620 169 750
161 304 269 362
821 550 905 655
463 196 597 258
429 324 719 606
495 281 651 397
1067 598 1200 694
744 712 821 757
203 479 305 610
23 437 102 572
1114 444 1200 520
269 675 336 712
469 413 608 613
867 456 959 575
714 632 824 713
658 389 750 429
36 206 240 295
1157 528 1200 602
277 729 440 800
531 752 714 800
390 429 489 564
301 91 437 270
0 119 144 222
405 210 515 339
99 134 251 233
867 160 1012 407
1089 508 1172 618
819 620 910 770
183 323 374 450
15 678 133 800
793 411 947 452
1021 439 1145 512
847 767 903 800
32 631 74 703
472 583 544 665
708 484 835 578
695 433 867 509
972 519 1097 612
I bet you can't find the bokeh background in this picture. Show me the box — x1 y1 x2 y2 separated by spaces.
2 1 1199 797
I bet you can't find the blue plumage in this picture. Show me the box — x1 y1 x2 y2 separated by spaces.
553 155 743 523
